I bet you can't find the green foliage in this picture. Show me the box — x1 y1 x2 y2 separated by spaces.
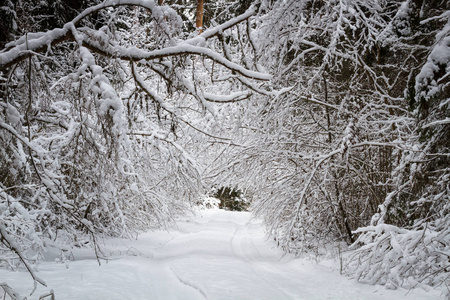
213 186 250 211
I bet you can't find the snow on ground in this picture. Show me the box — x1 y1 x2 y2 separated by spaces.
1 209 445 299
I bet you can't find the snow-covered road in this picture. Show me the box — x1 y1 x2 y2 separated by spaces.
1 210 444 299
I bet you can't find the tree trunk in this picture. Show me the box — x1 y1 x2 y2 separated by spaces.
196 0 204 33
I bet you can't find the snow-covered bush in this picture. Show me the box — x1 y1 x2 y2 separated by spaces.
347 220 450 290
196 196 221 210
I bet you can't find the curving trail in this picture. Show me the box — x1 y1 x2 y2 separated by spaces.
0 210 443 299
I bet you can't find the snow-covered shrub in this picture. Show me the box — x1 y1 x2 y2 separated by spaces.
196 196 221 210
347 220 450 290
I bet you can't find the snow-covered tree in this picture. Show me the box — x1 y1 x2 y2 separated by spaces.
208 0 449 292
347 0 450 291
217 0 409 251
0 0 269 297
1 0 448 296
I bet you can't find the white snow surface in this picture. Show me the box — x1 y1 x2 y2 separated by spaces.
1 210 444 300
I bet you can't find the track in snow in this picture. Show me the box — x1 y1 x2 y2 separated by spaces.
0 210 443 299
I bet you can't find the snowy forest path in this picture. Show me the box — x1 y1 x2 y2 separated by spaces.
0 210 442 299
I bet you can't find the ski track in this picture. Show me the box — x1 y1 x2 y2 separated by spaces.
0 209 445 300
170 267 208 300
230 223 293 299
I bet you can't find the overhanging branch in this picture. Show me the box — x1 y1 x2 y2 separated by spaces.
0 1 264 82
